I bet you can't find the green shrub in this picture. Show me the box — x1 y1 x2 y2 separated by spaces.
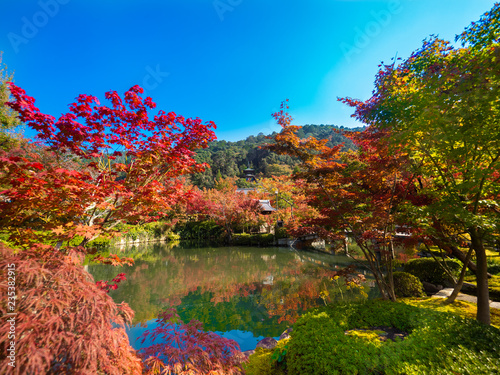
84 221 178 251
166 231 180 241
345 329 385 346
403 258 462 285
487 257 500 275
287 306 386 375
87 236 111 249
257 233 274 246
175 220 224 240
0 230 18 249
285 300 500 374
275 227 289 239
232 233 274 246
119 221 172 240
232 233 251 245
392 271 425 298
244 348 275 375
244 339 288 375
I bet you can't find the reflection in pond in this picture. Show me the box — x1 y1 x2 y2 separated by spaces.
88 243 376 351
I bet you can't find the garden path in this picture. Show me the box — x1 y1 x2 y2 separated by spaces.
431 288 500 309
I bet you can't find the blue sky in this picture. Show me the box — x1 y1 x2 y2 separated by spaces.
1 0 497 141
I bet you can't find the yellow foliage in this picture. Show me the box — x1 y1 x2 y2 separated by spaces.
401 297 500 328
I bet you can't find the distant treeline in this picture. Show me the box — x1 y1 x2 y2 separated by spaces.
190 124 365 188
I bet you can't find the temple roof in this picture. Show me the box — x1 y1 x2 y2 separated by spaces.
259 200 277 212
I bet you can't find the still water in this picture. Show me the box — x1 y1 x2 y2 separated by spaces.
88 242 375 352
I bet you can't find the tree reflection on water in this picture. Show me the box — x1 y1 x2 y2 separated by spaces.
88 242 374 343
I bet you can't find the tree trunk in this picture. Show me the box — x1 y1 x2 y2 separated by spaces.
445 246 474 304
432 235 483 275
386 243 396 301
358 241 389 300
430 221 489 277
470 229 490 325
449 244 482 275
386 270 396 301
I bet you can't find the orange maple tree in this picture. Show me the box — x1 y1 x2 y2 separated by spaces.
256 175 321 237
267 101 422 300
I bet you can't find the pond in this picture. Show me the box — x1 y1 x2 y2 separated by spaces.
88 242 377 352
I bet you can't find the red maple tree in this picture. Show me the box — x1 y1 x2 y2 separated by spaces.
0 84 223 373
140 308 245 375
184 177 263 241
1 83 216 250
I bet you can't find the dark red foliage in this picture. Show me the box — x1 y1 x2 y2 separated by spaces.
0 243 142 374
139 308 246 375
96 272 128 293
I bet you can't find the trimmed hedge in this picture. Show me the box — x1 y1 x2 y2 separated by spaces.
282 300 500 374
403 258 462 285
392 271 425 298
488 257 500 275
175 220 224 240
232 233 274 246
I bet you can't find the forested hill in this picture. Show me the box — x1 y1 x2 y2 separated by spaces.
190 124 365 188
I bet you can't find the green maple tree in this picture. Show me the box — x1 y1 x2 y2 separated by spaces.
341 4 500 324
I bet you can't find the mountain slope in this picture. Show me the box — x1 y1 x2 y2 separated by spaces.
190 124 364 188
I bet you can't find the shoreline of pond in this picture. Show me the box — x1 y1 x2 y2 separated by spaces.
88 243 376 352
